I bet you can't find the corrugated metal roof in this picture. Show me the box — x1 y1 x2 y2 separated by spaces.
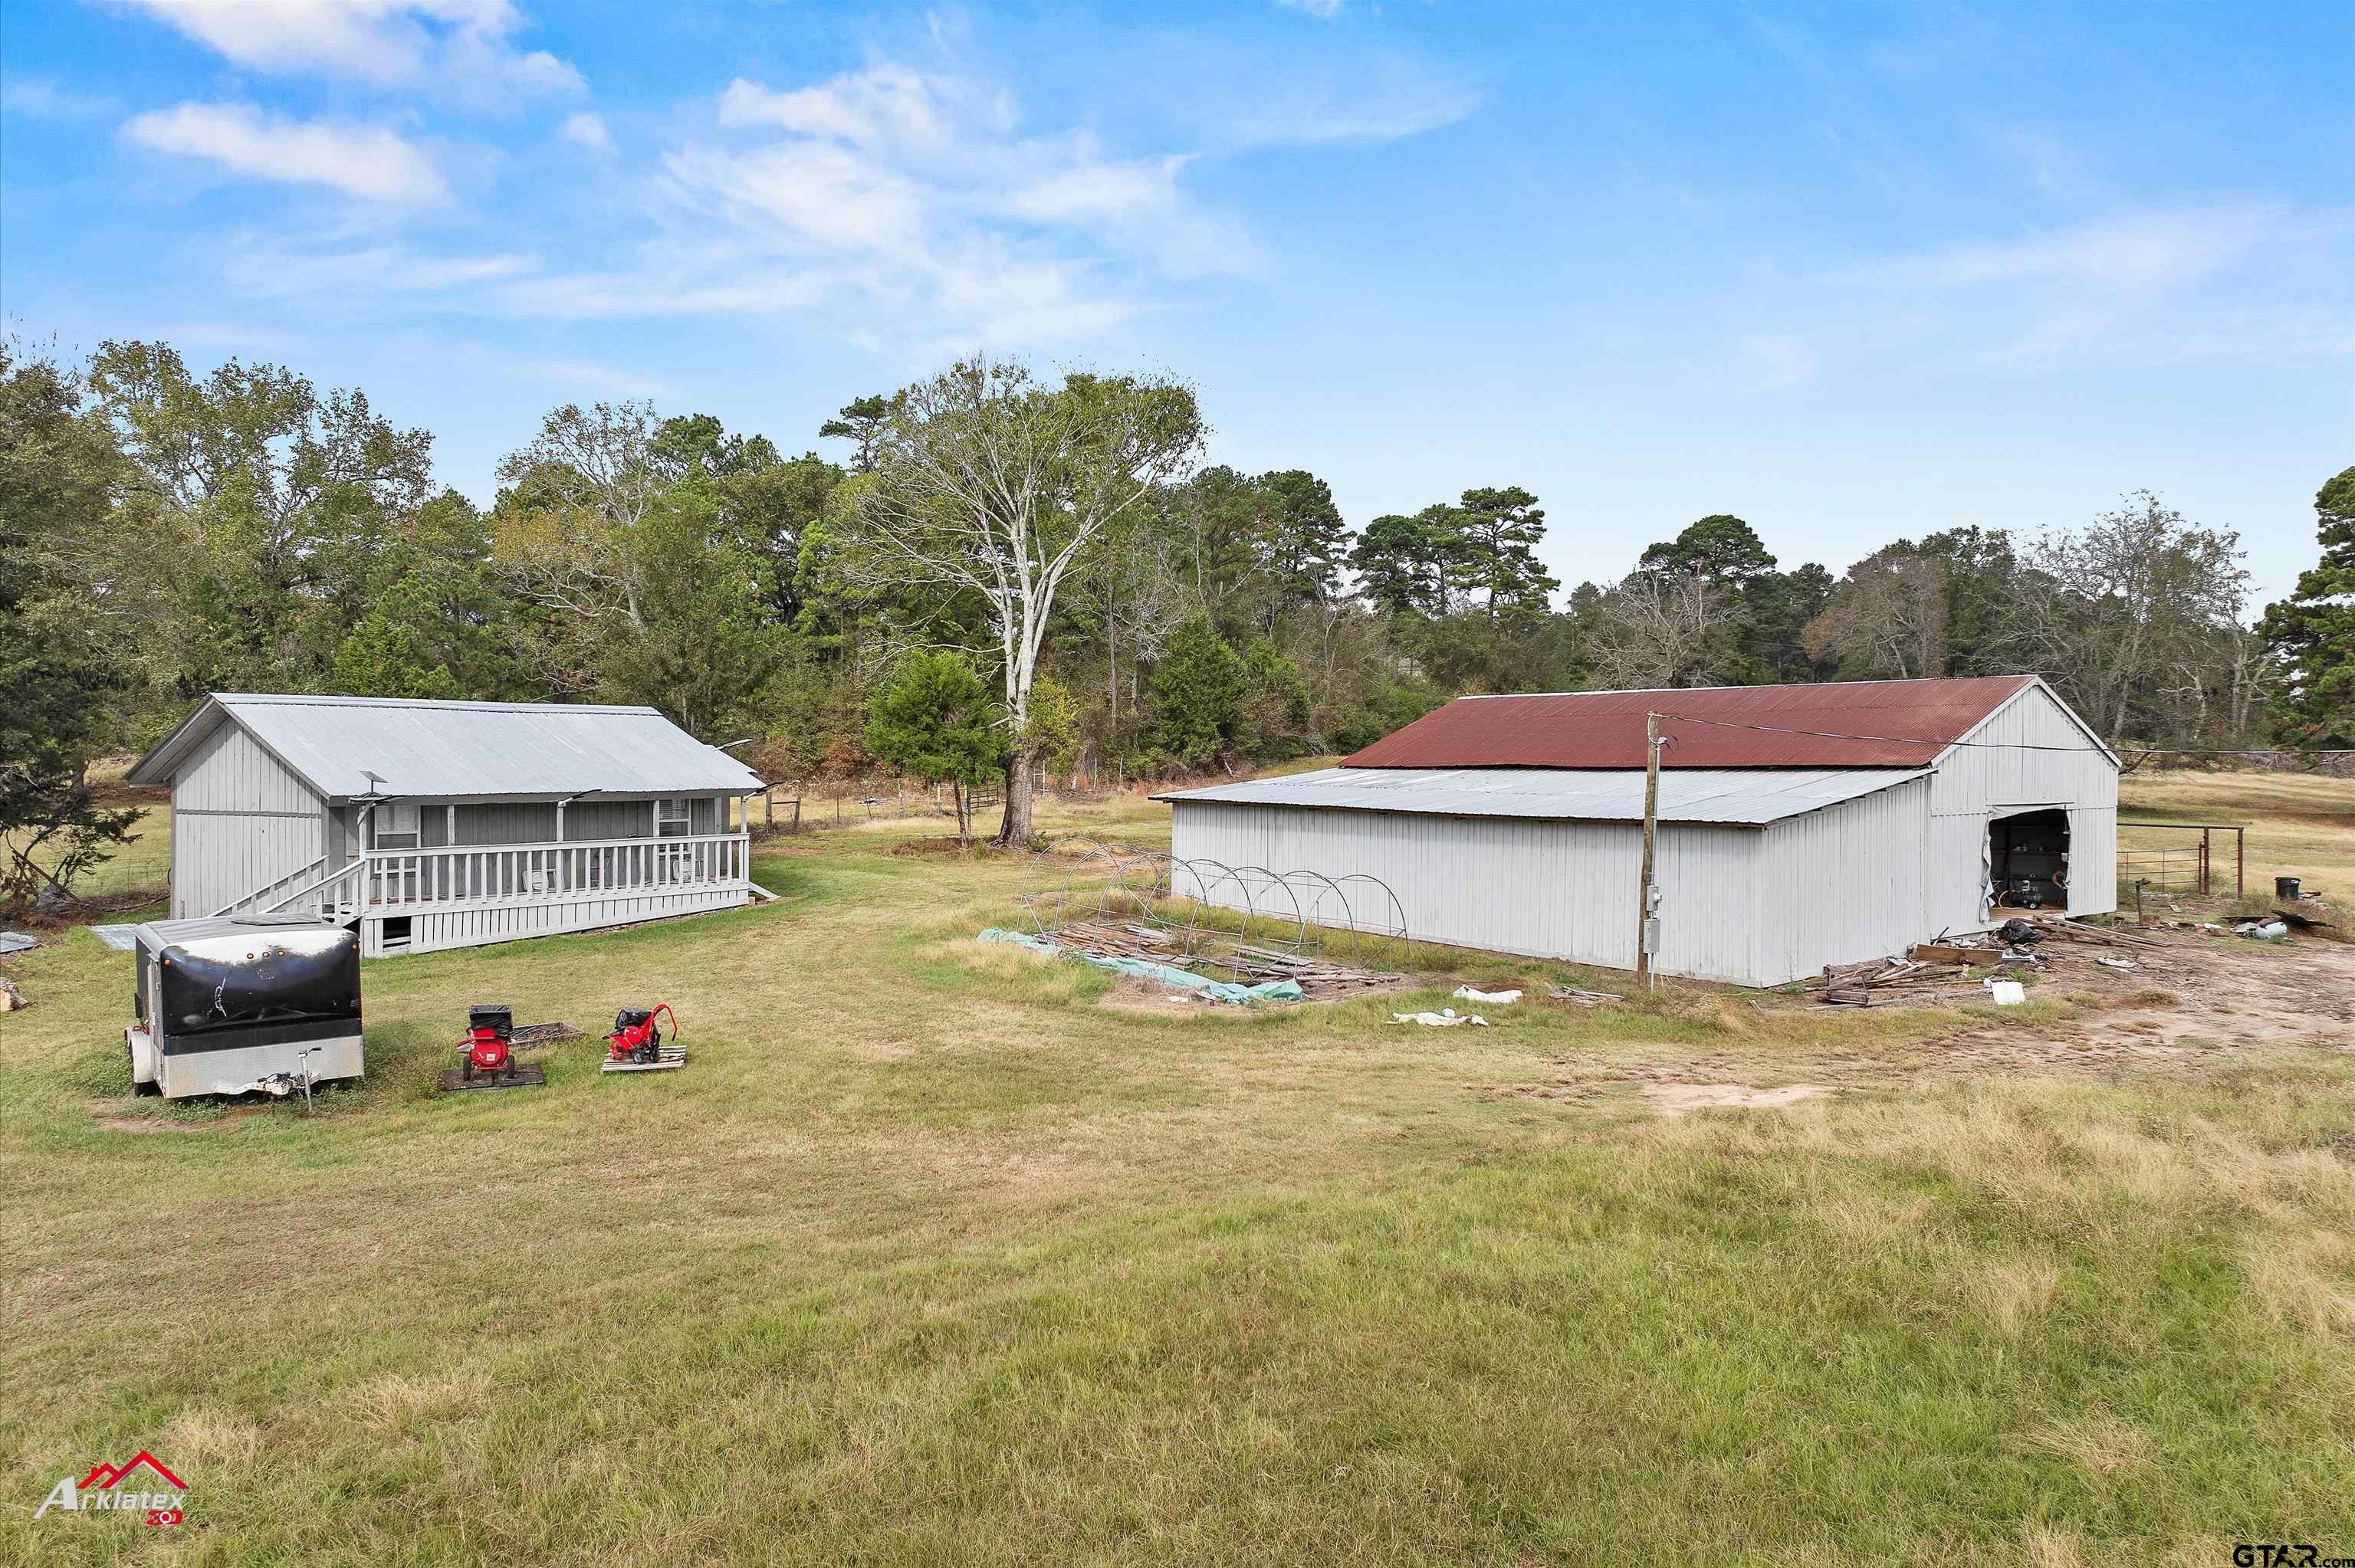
1341 676 2038 769
1155 766 1931 825
126 694 764 802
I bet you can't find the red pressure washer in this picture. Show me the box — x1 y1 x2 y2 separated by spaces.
603 1004 685 1074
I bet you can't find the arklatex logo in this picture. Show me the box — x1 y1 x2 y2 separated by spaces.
34 1450 186 1526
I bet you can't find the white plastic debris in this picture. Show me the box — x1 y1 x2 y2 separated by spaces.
0 932 35 955
1984 979 2027 1006
2235 920 2289 941
1452 986 1522 1005
2095 956 2136 971
1389 1008 1490 1028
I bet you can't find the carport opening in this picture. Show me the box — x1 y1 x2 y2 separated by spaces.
1991 809 2069 912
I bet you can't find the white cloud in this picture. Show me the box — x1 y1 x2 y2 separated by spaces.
664 61 1246 344
1008 155 1186 221
1 74 118 121
665 141 928 253
120 103 448 203
115 0 582 110
717 67 946 149
560 110 611 150
1812 202 2355 372
1876 206 2284 293
1273 0 1345 15
1224 77 1481 147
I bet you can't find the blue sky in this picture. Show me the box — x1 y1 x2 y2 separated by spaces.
2 1 2348 605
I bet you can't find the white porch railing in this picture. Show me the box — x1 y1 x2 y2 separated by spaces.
357 832 752 910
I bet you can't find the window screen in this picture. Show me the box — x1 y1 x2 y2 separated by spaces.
655 799 692 838
374 802 421 850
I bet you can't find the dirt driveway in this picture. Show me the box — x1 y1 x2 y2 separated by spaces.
1493 929 2355 1114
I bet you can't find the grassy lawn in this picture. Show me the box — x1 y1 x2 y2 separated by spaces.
2118 768 2355 914
1 789 2350 1564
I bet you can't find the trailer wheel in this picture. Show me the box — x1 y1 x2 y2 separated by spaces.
126 1040 162 1097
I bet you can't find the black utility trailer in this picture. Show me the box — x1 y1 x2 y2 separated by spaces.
126 916 363 1099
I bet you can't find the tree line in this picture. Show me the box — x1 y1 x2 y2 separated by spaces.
4 335 2348 872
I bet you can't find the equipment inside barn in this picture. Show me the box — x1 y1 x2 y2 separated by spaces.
125 916 363 1099
1991 809 2071 911
440 1002 547 1093
603 1004 685 1073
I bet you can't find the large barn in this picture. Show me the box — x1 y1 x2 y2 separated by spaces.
1161 676 2118 987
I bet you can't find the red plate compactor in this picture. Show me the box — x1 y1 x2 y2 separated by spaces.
603 1004 685 1074
441 1004 546 1093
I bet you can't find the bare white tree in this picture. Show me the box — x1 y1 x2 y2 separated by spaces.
493 400 663 628
847 356 1204 841
2008 492 2250 741
1802 545 1949 678
1586 571 1724 689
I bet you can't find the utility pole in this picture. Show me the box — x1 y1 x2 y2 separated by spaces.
1635 710 1662 987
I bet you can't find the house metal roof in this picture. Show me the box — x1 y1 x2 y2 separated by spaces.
126 694 765 803
1340 676 2040 769
1155 765 1932 826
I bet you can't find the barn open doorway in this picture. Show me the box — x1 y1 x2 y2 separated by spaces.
1990 809 2070 913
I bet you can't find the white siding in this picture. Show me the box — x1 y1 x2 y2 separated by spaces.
1753 778 1933 979
2067 805 2118 917
1170 801 1771 985
169 723 325 917
1925 684 2118 933
362 885 750 957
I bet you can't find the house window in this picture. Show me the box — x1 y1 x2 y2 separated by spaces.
655 799 693 838
373 802 421 850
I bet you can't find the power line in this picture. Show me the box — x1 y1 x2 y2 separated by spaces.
1650 711 2113 754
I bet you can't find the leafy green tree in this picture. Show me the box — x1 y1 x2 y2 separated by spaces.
1151 615 1246 765
0 343 140 904
818 394 893 472
1017 675 1083 779
1256 468 1348 613
1450 486 1559 620
330 573 466 699
864 651 1003 838
1637 514 1775 584
1239 637 1312 758
1351 508 1453 616
86 340 435 704
2258 467 2355 746
1162 464 1271 635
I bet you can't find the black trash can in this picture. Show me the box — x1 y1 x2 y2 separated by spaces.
2275 876 2301 900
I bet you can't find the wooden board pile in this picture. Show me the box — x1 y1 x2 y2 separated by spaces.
1820 913 2175 1005
1052 919 1402 999
1819 956 1982 1006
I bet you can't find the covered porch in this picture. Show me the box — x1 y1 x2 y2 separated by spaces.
249 828 761 956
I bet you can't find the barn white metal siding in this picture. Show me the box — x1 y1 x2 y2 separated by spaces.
1926 683 2118 931
1166 681 2119 987
1170 799 1773 983
1752 776 1932 982
169 722 327 919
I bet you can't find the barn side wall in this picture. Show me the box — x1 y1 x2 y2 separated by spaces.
169 723 327 918
1753 778 1932 982
1925 685 2119 932
1168 801 1772 986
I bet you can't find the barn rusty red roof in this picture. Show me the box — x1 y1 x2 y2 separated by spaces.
1341 677 2037 770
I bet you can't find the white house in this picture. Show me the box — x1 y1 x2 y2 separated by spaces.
1158 676 2118 988
126 694 771 957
